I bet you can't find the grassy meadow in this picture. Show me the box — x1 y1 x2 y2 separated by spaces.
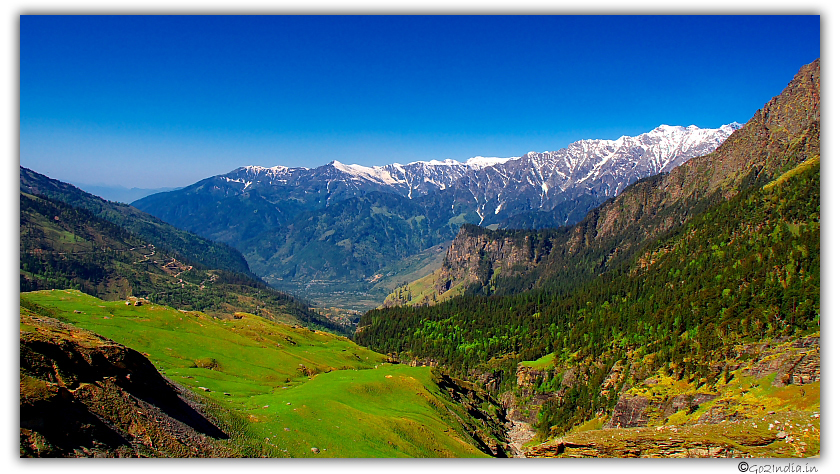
20 289 489 458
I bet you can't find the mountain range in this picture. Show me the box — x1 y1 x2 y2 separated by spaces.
70 183 182 205
133 122 739 307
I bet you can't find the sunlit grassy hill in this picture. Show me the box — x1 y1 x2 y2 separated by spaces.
20 290 500 457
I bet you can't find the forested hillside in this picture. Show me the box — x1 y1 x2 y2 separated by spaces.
358 149 819 442
20 166 252 275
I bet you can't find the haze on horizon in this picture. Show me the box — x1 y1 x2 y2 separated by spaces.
20 15 820 190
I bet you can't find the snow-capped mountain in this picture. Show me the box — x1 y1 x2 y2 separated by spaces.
220 155 518 201
206 122 741 225
468 122 742 225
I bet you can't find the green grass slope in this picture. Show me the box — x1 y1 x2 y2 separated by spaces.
20 305 240 457
20 290 495 458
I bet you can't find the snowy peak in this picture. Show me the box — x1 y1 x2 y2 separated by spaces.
525 122 743 181
218 122 739 226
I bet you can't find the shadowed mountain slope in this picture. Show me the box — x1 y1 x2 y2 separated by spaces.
21 166 252 275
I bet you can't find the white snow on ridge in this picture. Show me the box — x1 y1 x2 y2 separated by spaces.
239 123 741 180
228 122 741 209
321 156 519 191
419 159 461 166
465 156 517 168
241 164 299 175
331 160 404 185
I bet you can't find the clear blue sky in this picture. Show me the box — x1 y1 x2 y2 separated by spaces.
20 15 820 189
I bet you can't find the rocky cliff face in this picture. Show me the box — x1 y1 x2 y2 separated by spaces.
20 306 233 457
741 336 820 387
435 226 562 294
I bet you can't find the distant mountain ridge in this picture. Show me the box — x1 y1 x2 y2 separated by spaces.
70 183 182 204
132 123 739 307
20 166 252 275
155 122 740 226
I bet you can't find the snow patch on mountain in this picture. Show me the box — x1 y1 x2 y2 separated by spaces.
465 156 516 168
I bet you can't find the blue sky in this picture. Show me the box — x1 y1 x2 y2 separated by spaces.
20 15 820 189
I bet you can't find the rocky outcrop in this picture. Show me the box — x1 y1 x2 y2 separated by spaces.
526 409 821 458
740 336 820 387
20 310 232 457
603 396 652 429
525 433 752 458
600 333 821 434
515 365 550 390
436 226 560 294
604 391 722 429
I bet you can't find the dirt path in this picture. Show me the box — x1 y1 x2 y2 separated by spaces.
507 419 536 458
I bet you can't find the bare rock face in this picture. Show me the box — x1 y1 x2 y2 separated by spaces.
525 435 750 458
604 390 725 430
603 396 651 429
599 361 626 396
436 227 557 294
741 336 820 387
515 366 547 390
